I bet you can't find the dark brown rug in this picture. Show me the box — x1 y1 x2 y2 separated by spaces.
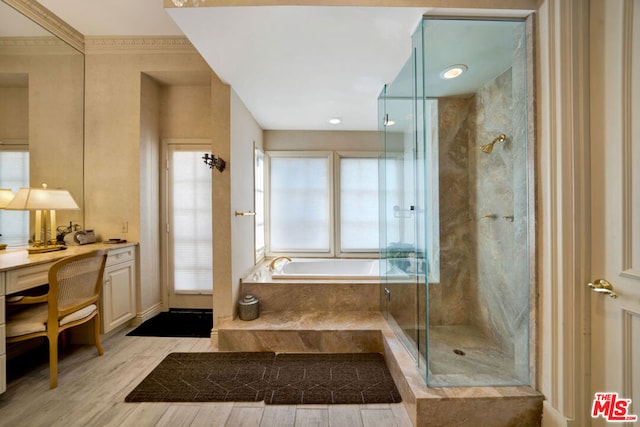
124 352 402 405
126 309 212 338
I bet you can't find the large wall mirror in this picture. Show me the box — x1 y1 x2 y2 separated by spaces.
0 0 84 247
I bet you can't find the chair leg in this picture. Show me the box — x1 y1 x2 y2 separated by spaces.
60 329 67 350
48 334 58 389
94 312 104 355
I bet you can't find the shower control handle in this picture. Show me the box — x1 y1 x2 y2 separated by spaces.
588 279 618 299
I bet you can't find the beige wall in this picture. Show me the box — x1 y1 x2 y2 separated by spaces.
84 40 218 320
210 73 233 327
265 130 378 151
0 87 28 139
161 84 213 139
227 89 264 325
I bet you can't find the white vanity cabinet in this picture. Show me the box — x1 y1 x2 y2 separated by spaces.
100 246 137 334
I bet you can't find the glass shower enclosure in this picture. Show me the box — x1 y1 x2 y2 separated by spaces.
379 17 532 387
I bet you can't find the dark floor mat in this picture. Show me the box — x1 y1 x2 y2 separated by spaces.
126 309 213 338
124 352 402 405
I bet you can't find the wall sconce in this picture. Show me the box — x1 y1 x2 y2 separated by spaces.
4 183 79 253
202 153 226 173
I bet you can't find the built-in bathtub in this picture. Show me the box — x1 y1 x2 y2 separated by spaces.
271 258 380 280
241 258 390 312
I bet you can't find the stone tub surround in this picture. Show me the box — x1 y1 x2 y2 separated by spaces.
240 260 381 312
218 310 384 353
218 311 543 426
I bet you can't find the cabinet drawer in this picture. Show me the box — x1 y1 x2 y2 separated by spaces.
106 247 135 267
0 296 4 323
0 272 4 294
0 324 4 355
5 263 51 295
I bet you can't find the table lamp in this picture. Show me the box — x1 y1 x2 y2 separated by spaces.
3 183 79 253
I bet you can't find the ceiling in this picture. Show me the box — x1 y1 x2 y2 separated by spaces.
9 1 528 131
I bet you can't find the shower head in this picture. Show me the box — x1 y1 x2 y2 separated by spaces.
480 134 506 153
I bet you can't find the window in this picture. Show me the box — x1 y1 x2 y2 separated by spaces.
0 149 29 246
339 156 379 252
265 151 380 256
168 146 212 294
254 148 265 261
268 153 332 254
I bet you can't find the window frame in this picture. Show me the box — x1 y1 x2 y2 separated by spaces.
265 151 334 258
263 150 382 258
335 151 380 258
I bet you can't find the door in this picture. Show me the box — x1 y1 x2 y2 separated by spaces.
163 140 213 309
589 0 640 424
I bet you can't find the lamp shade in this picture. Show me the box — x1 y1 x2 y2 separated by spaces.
4 185 79 211
0 188 15 209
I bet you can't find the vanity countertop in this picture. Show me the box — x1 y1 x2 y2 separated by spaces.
0 242 137 272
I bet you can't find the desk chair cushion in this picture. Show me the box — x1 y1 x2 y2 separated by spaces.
6 303 98 338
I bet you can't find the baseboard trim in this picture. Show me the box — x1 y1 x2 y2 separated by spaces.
134 303 163 326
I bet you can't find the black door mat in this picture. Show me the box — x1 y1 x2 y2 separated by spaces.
126 309 213 338
124 352 402 405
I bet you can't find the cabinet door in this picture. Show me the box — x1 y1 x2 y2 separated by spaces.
102 261 136 333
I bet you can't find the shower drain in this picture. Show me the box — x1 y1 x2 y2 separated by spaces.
453 349 466 356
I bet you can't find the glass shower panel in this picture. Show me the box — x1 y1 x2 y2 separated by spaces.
422 18 530 387
380 16 531 388
378 52 424 370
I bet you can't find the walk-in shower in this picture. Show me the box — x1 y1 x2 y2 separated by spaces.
378 17 533 387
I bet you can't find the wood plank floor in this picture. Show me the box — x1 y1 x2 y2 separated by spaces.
0 328 413 427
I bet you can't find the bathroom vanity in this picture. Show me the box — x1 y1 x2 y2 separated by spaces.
0 242 138 394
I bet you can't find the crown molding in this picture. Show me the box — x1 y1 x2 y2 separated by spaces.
0 36 76 55
84 36 197 54
3 0 84 53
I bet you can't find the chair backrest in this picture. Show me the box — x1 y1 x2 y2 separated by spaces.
48 249 108 318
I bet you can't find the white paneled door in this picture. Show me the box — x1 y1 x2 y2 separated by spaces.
589 0 640 425
163 141 213 309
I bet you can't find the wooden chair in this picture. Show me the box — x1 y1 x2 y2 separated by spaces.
6 249 108 388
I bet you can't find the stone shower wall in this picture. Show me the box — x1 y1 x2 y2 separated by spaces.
427 37 528 377
470 67 517 352
471 28 529 377
428 97 475 326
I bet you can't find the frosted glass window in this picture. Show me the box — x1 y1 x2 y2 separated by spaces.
269 156 330 252
171 150 212 293
340 157 379 251
254 149 265 259
0 151 29 246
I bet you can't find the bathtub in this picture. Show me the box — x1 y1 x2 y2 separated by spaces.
271 258 380 280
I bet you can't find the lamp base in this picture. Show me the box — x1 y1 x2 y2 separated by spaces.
27 244 67 254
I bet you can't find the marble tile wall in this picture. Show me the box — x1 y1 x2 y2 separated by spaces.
429 96 475 326
471 26 529 381
426 26 529 382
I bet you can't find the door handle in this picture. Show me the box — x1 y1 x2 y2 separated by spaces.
588 279 618 299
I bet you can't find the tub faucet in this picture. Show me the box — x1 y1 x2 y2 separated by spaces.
269 256 292 271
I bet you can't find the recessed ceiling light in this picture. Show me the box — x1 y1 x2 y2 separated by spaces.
440 64 468 80
329 118 342 125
